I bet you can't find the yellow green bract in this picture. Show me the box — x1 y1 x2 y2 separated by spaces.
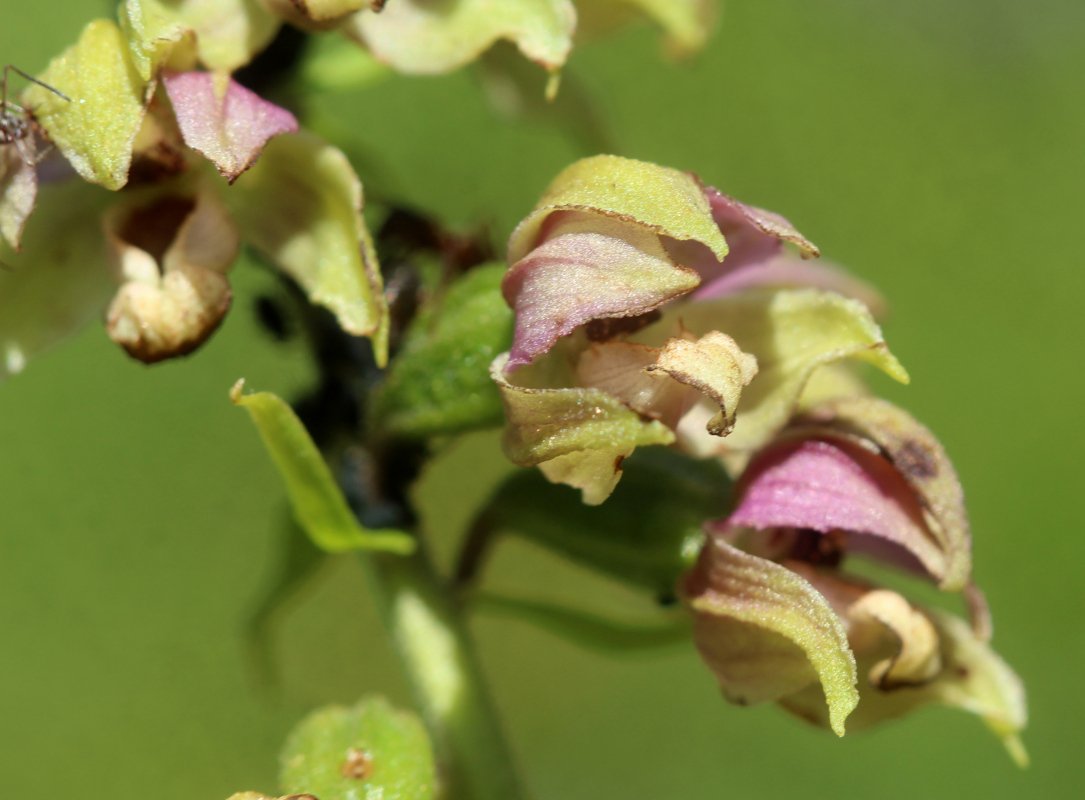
25 19 147 190
346 0 577 76
226 132 389 364
507 154 727 264
230 381 415 554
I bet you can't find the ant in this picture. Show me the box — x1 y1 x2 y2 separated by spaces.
1 64 70 165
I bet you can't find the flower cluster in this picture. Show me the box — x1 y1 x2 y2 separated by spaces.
1 1 715 378
493 155 1027 761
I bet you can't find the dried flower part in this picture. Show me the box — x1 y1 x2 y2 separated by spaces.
683 536 859 736
724 435 965 589
576 331 756 435
128 90 191 183
791 396 972 591
104 187 239 362
345 0 576 76
502 211 699 368
24 19 148 190
777 567 1028 766
0 182 114 380
673 288 909 456
0 145 37 250
122 0 280 73
225 131 389 363
492 352 674 505
163 71 298 183
847 589 942 688
575 0 717 56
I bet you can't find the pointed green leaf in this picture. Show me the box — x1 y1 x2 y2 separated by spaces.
346 0 576 76
507 154 726 264
227 132 388 363
24 19 148 190
280 697 437 800
673 288 909 454
375 263 513 439
230 380 414 554
0 181 114 380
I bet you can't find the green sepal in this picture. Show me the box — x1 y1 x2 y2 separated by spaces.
230 380 415 554
0 181 115 380
280 696 437 800
227 132 389 365
470 448 729 599
374 263 513 439
25 19 148 190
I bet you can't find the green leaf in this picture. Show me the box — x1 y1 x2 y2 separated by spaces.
0 181 115 380
227 132 389 364
374 263 513 439
230 380 414 554
507 154 727 265
24 19 148 190
345 0 576 76
280 697 437 800
474 592 690 652
471 448 728 597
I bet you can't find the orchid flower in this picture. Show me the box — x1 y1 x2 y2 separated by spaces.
486 155 1026 763
683 396 1026 763
0 17 385 376
493 154 907 504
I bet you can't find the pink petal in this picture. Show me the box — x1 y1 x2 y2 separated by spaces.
502 212 698 369
693 253 887 317
163 71 298 183
724 437 949 582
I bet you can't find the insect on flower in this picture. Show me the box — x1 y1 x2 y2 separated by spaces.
0 64 70 166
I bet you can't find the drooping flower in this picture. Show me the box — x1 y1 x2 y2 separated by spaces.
493 155 907 503
682 398 1026 763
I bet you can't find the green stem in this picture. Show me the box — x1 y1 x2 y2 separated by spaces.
362 546 527 800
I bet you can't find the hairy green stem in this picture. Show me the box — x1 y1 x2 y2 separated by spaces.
362 546 526 800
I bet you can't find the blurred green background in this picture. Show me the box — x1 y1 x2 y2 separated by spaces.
1 0 1082 797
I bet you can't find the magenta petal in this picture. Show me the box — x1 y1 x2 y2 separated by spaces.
163 71 298 183
693 254 887 317
502 213 698 369
726 438 947 581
